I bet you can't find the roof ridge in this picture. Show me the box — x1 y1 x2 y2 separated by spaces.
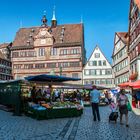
18 23 82 29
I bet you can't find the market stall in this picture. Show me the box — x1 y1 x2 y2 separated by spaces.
118 81 140 115
0 74 84 118
0 80 28 115
23 74 83 120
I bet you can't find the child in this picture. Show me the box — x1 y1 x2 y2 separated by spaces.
109 100 118 123
110 100 117 112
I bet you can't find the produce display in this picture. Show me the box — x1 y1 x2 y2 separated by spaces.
28 101 83 110
25 101 83 120
83 101 91 107
52 102 80 109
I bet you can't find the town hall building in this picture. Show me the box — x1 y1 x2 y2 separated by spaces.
11 11 86 84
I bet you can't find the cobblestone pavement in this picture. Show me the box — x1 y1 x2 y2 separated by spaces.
0 106 140 140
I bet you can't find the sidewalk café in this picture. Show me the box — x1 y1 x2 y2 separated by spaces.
0 74 84 120
118 80 140 115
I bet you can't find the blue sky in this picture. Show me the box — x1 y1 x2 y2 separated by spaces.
0 0 130 63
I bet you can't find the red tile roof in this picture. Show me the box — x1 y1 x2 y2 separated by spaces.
116 32 128 44
0 51 5 59
134 0 140 10
12 24 83 47
0 43 9 49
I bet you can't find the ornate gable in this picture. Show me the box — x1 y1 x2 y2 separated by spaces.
34 28 54 46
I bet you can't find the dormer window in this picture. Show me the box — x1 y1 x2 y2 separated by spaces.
95 53 100 58
27 40 30 46
31 29 34 32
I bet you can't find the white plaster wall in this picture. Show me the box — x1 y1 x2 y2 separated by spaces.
83 46 114 87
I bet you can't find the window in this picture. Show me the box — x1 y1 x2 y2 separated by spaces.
39 48 45 56
106 79 112 85
69 62 80 67
98 61 102 66
102 70 105 75
51 48 57 56
90 69 96 75
72 73 78 78
96 70 100 75
73 49 79 54
24 64 34 69
28 51 36 57
47 63 56 68
88 61 93 66
84 70 90 75
12 52 19 58
93 61 97 66
58 62 69 68
94 53 100 58
35 63 45 69
64 49 68 55
13 64 22 69
106 69 112 75
103 61 106 66
96 80 100 85
101 79 106 84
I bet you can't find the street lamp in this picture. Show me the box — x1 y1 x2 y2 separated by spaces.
59 66 62 76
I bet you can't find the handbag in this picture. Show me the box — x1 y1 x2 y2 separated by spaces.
127 101 132 111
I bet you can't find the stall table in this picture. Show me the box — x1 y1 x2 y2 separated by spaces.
25 106 83 120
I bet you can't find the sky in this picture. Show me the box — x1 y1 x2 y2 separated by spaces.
0 0 130 63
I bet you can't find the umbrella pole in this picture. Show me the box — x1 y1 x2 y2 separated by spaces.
50 81 53 104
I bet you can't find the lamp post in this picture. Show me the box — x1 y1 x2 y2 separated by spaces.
59 66 62 76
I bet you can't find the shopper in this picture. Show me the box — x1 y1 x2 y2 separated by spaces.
54 89 59 101
90 85 101 121
31 86 37 103
118 89 129 127
77 90 82 102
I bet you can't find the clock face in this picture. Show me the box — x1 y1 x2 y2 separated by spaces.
41 30 47 36
40 39 46 44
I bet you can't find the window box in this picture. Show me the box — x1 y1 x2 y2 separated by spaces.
129 72 138 80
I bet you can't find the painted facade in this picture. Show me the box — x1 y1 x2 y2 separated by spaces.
83 45 114 88
11 14 86 84
112 32 129 86
128 0 140 81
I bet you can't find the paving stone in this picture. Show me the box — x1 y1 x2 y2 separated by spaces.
75 106 140 140
0 106 140 140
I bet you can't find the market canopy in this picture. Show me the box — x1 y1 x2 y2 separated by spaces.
118 81 132 87
130 80 140 89
24 74 81 82
81 84 110 90
118 80 140 89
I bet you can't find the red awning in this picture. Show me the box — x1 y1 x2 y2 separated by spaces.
130 80 140 89
118 82 132 87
